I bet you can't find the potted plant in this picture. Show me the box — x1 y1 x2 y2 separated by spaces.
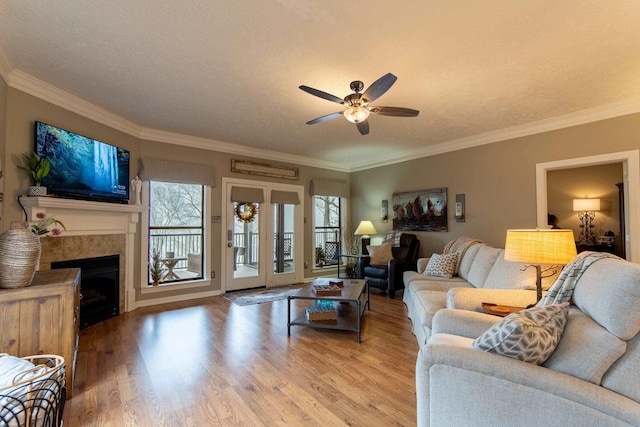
17 152 50 196
148 248 164 286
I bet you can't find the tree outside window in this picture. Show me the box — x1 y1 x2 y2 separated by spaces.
148 181 204 284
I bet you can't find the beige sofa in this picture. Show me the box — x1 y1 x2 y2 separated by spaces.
403 240 558 347
416 255 640 426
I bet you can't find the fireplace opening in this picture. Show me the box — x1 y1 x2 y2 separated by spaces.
52 255 120 328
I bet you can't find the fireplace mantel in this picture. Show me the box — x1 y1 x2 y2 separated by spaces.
20 196 146 236
21 196 146 312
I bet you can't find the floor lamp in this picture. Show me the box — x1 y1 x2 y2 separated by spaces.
504 229 577 304
354 220 377 255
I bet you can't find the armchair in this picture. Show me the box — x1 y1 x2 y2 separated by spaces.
359 233 420 298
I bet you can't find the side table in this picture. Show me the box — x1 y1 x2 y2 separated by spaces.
338 254 369 279
481 302 525 317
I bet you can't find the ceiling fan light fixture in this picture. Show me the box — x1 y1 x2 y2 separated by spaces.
344 106 370 123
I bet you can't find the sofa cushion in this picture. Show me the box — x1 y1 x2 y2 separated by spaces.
483 251 561 290
601 334 640 402
415 290 449 330
407 277 471 293
457 243 483 281
543 308 626 385
367 242 393 266
472 303 569 365
364 264 387 279
466 246 502 288
424 253 458 279
572 257 640 341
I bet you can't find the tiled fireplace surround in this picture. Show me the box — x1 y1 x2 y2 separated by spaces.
21 197 145 313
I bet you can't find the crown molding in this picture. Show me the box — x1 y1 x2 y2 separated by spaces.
139 128 349 172
349 97 640 172
7 69 348 172
6 69 640 174
0 43 13 84
9 70 144 137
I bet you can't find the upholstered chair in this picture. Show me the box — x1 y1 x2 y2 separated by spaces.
359 233 420 298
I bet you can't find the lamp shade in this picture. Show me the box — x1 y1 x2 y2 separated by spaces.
504 229 577 265
354 220 377 236
573 198 601 212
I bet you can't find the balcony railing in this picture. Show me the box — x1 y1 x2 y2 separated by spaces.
149 229 203 281
315 227 341 266
233 232 295 267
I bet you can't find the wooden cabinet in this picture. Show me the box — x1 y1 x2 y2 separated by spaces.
0 268 80 399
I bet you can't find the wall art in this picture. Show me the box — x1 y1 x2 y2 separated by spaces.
392 188 448 232
231 159 299 180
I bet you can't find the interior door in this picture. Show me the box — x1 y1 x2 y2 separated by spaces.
223 178 303 291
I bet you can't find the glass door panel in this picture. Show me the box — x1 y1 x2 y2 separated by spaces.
233 203 260 279
274 204 295 274
223 178 304 292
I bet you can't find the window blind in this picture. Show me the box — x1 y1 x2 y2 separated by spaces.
139 158 215 187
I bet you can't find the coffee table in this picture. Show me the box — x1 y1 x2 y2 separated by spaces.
287 278 369 343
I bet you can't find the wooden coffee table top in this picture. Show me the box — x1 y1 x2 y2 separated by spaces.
293 278 366 301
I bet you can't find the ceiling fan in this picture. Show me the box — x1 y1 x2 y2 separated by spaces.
299 73 419 135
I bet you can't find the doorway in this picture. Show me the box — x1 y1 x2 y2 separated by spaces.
222 178 304 291
535 150 640 263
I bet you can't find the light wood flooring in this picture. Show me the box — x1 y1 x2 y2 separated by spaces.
63 290 419 426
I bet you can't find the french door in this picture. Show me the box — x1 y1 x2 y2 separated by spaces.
222 178 304 291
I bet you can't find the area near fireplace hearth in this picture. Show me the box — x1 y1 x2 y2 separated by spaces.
20 196 145 314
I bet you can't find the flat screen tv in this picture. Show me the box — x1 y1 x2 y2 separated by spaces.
35 121 130 204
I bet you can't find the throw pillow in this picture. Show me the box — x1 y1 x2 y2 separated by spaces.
424 253 458 279
367 242 393 265
472 302 569 365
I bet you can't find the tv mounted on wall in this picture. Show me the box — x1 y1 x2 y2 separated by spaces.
35 121 130 204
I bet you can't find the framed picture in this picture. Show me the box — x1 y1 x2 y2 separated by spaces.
392 188 448 232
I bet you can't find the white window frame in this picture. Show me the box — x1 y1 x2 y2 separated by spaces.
140 181 212 294
312 195 347 273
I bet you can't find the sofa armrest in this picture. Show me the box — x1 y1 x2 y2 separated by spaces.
417 337 640 427
416 257 430 274
447 288 538 312
357 256 371 278
431 308 500 339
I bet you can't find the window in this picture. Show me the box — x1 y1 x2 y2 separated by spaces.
314 195 342 267
148 181 204 285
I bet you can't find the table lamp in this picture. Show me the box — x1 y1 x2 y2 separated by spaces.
354 220 377 255
573 196 601 244
504 229 577 303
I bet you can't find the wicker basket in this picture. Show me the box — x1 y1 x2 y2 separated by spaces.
0 222 42 289
0 354 66 427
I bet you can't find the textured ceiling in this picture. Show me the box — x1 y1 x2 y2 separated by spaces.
1 1 640 171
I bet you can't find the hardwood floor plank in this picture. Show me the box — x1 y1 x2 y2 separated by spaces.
62 292 418 426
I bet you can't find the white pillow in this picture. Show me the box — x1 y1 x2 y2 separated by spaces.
367 242 393 265
472 303 569 365
424 253 458 279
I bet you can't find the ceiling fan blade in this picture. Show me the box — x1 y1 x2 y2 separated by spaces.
362 73 397 103
370 106 420 117
356 120 369 135
306 111 343 125
299 85 344 104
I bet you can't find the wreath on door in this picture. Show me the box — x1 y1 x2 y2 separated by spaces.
235 202 257 222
